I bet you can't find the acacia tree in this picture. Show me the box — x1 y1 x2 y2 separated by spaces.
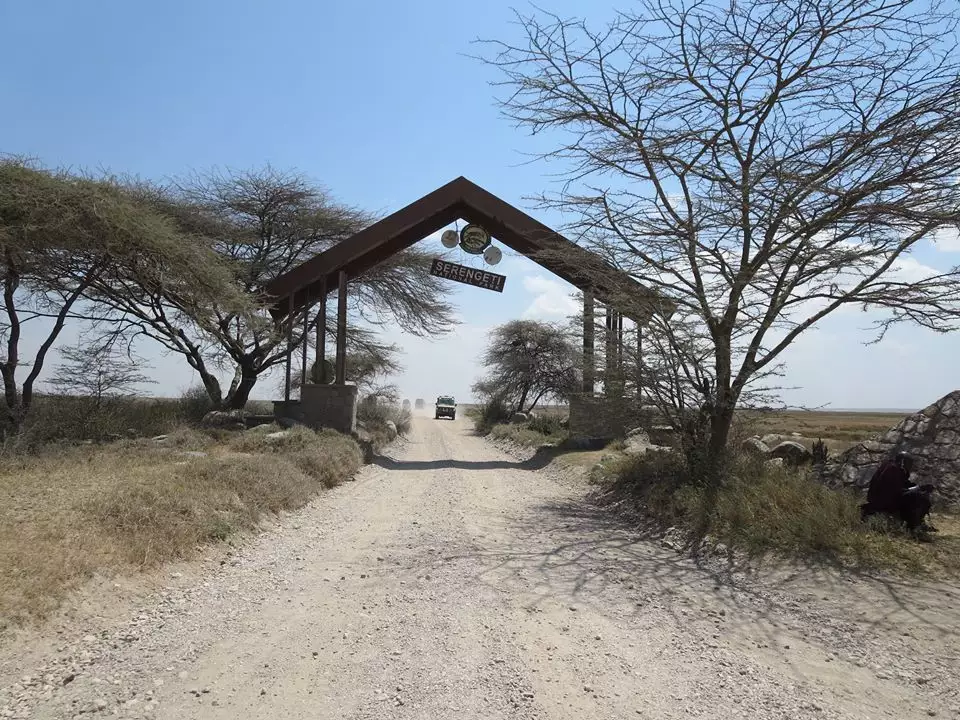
473 320 578 414
90 167 457 409
486 0 960 476
48 340 154 405
0 160 202 432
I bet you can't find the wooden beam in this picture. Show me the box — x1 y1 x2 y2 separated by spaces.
335 271 348 385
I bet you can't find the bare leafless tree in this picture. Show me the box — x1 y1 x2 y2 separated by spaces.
485 0 960 477
47 340 154 405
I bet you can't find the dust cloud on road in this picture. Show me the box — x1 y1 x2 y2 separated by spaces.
2 415 958 719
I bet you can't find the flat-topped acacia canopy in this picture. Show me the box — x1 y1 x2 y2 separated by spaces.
265 176 673 323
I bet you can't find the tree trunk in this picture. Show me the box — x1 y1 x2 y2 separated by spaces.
224 368 258 410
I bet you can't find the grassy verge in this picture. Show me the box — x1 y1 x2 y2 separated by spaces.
598 451 960 574
0 425 362 630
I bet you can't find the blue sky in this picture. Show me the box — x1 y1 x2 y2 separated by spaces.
2 0 959 411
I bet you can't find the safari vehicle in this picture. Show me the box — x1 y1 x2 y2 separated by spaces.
415 398 425 410
435 395 457 420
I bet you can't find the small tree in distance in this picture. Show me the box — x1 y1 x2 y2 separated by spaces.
473 320 578 415
485 0 960 478
47 341 154 407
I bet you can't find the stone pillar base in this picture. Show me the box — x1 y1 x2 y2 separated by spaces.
275 384 358 435
569 393 651 440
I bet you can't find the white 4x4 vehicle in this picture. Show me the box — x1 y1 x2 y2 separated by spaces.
435 396 456 420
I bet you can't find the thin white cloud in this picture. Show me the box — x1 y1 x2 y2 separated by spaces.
931 226 960 252
521 275 579 320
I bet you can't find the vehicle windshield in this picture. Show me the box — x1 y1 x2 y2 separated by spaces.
437 396 455 405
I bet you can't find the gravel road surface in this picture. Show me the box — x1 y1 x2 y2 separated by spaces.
2 414 958 719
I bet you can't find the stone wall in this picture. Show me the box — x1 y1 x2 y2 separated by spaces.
820 390 960 508
568 393 664 440
274 383 358 435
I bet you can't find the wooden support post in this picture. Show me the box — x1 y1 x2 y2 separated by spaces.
335 271 348 385
636 322 643 400
300 297 309 390
582 291 595 393
284 294 293 402
316 277 327 384
604 307 616 396
617 312 624 371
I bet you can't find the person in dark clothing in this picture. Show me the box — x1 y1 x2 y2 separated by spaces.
861 451 935 537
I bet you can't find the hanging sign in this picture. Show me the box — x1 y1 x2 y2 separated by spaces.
459 224 492 255
430 258 506 293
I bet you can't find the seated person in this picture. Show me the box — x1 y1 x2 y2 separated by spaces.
861 451 935 536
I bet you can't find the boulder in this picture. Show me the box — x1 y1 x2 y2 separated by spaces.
820 390 960 508
511 412 529 425
624 443 673 458
201 410 247 430
623 428 651 456
385 420 398 440
769 440 812 466
741 437 771 458
626 427 651 443
765 457 785 470
760 433 783 447
264 431 290 442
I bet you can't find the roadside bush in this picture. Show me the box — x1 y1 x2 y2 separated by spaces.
177 385 215 424
356 398 411 437
475 396 511 434
528 414 566 437
1 394 189 448
598 450 957 570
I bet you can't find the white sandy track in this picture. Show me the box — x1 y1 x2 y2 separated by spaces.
1 415 958 719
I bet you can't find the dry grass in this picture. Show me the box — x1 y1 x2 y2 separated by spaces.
737 410 906 452
0 426 362 630
599 451 959 575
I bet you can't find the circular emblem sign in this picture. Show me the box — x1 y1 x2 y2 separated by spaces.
459 224 491 255
440 229 459 248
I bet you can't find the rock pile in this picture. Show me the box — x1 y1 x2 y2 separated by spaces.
820 390 960 508
739 436 813 467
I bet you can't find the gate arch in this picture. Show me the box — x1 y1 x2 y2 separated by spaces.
265 176 674 434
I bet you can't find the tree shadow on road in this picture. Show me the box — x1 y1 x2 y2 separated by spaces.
372 447 557 472
409 493 960 684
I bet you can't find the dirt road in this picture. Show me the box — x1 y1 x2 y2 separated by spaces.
2 415 958 719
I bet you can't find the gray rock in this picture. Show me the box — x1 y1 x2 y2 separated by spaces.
385 421 398 439
264 431 289 442
819 389 960 507
769 440 812 466
741 437 771 458
510 412 529 425
201 410 247 429
151 435 169 443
